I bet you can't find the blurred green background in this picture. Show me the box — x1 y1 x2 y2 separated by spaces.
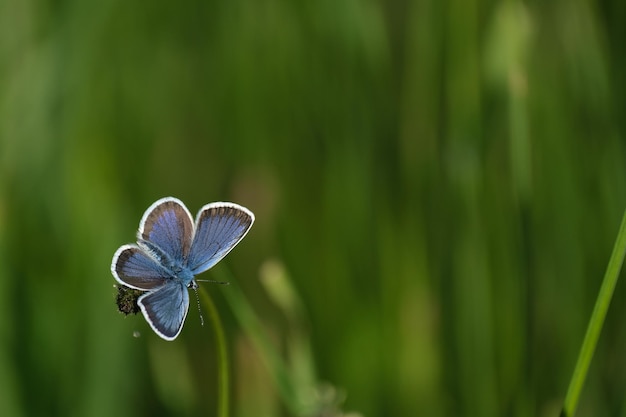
1 0 625 416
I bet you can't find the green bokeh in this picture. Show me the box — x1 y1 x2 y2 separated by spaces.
1 1 625 416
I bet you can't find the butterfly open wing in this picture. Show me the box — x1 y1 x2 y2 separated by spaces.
188 203 255 275
138 281 189 341
111 245 170 290
139 197 194 265
112 198 254 341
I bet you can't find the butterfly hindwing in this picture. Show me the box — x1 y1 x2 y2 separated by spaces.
139 197 194 264
111 245 171 290
138 281 189 341
188 203 255 275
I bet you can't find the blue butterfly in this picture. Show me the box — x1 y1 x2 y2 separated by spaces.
111 197 254 340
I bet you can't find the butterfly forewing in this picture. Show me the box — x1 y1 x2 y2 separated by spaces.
112 245 171 290
139 197 194 264
138 281 189 341
188 203 254 275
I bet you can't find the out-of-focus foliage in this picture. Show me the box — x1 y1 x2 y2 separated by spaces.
0 0 625 416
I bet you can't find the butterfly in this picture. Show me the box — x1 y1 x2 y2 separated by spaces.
111 197 254 340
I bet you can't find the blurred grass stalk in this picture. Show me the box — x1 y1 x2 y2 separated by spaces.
561 208 626 416
215 265 303 415
199 288 230 417
216 261 354 417
258 259 326 414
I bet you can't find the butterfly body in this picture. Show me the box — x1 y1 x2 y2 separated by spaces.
112 197 254 340
137 239 196 286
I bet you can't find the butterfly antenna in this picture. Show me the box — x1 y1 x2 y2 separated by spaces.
190 280 230 327
191 286 205 327
196 279 230 285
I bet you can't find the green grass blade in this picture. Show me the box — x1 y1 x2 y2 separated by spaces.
199 287 229 417
561 208 626 416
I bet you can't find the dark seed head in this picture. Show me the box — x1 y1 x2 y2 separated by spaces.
115 285 143 315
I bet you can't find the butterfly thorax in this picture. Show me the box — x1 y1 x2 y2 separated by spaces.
139 239 196 286
176 267 196 287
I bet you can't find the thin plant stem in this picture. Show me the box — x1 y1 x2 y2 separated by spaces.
561 208 626 417
199 287 229 417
